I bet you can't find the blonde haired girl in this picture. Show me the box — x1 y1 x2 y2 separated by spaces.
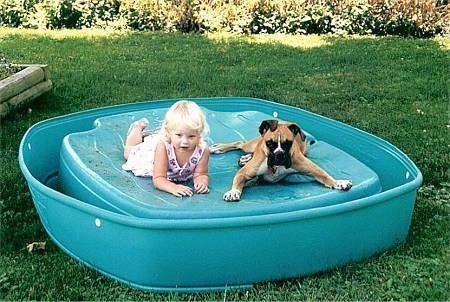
123 100 210 197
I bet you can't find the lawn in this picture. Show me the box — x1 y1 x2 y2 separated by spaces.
0 28 448 300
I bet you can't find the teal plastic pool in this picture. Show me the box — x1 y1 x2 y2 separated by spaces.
19 97 422 292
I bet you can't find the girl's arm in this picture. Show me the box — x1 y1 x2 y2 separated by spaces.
152 141 193 197
193 147 210 194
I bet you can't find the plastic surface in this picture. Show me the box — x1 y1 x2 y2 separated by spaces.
60 109 381 218
18 97 422 292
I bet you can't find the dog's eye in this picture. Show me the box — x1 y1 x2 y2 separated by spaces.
266 140 276 150
281 140 293 150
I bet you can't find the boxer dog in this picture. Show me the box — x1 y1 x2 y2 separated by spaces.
210 120 352 201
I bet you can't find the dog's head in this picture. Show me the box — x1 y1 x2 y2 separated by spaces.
259 119 306 169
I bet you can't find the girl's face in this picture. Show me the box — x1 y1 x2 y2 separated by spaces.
170 126 201 152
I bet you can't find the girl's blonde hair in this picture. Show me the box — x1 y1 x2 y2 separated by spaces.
162 100 209 141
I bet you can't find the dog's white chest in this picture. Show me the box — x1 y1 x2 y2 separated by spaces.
257 159 296 182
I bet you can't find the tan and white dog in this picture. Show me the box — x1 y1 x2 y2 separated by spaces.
210 120 352 201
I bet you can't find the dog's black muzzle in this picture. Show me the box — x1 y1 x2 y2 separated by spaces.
268 150 292 168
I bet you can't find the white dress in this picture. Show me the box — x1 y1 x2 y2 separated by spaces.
122 131 161 177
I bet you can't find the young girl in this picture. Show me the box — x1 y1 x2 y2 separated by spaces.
122 100 210 197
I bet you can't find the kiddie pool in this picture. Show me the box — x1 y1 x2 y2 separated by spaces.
19 97 422 292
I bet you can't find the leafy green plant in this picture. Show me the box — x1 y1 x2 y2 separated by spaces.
0 0 26 27
0 54 23 80
0 0 447 37
120 0 168 31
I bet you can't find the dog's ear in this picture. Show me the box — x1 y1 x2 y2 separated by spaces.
259 120 278 135
288 124 306 141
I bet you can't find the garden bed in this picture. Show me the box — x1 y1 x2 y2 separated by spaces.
0 64 52 118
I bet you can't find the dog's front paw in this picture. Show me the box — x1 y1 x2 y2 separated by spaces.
209 144 225 154
223 189 242 201
334 180 352 191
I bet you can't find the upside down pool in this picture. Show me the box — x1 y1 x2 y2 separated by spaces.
19 97 422 292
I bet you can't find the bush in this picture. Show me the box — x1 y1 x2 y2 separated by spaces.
120 0 168 31
0 0 448 37
0 0 26 27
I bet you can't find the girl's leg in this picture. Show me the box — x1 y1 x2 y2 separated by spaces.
123 118 149 159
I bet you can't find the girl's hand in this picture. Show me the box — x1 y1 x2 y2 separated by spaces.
193 148 210 194
194 181 209 194
171 184 193 197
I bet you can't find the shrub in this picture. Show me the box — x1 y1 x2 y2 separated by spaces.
21 0 58 29
52 0 82 28
0 0 448 37
71 0 121 29
120 0 168 31
194 0 251 33
0 0 27 27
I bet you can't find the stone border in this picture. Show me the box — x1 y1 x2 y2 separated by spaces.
0 64 52 118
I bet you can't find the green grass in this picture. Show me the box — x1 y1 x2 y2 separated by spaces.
0 28 449 300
